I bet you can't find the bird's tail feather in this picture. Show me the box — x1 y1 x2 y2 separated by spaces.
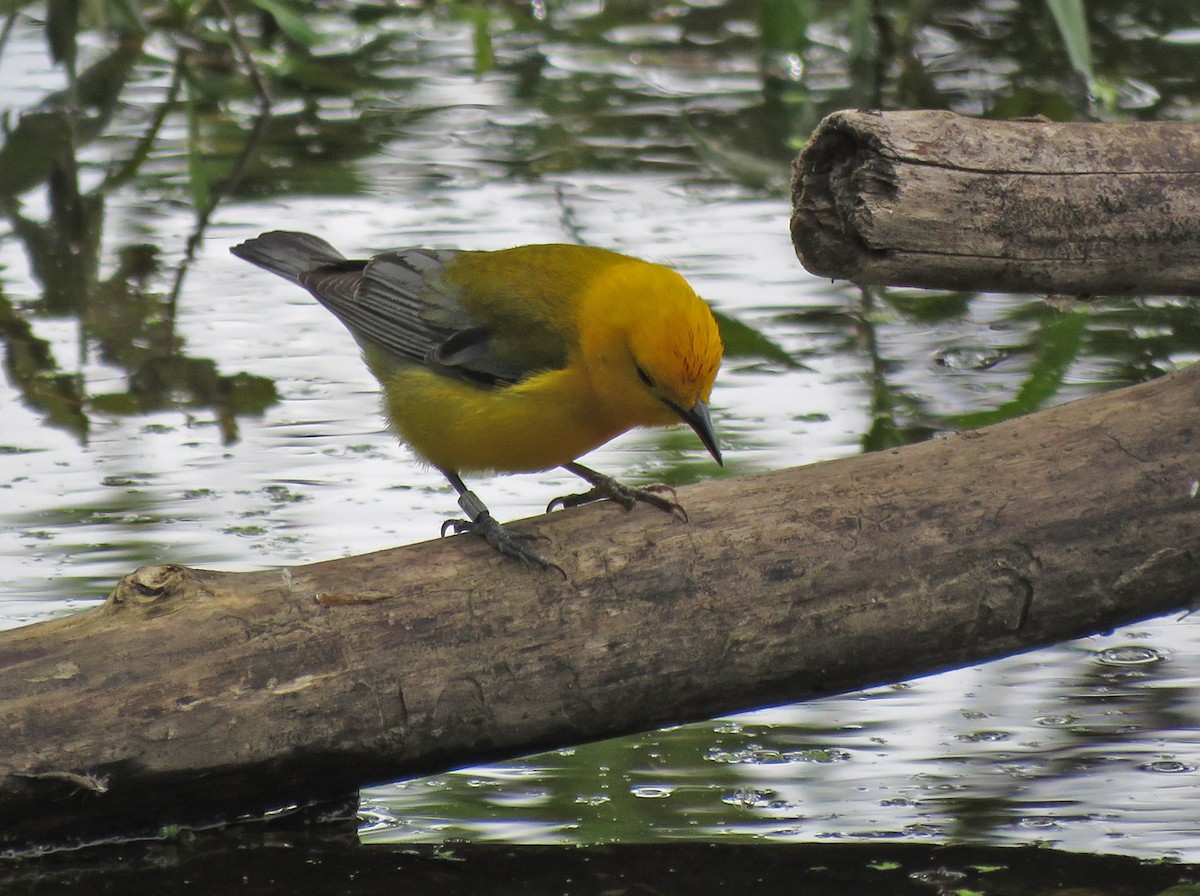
230 230 346 283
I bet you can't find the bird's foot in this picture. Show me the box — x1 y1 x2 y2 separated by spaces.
548 466 687 521
441 492 564 575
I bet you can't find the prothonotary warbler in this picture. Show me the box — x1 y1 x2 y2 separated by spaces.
231 231 723 569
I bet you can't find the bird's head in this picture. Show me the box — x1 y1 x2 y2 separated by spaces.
580 258 724 465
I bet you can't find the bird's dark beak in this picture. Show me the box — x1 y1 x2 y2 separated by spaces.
678 399 723 467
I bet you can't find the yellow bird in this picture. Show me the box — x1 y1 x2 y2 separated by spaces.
231 231 723 568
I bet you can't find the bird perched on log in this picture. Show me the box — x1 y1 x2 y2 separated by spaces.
231 231 723 569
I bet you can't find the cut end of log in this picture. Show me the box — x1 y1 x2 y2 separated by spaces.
790 109 897 282
790 109 1200 295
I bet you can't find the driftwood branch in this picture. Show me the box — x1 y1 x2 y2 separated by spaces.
3 361 1200 850
791 109 1200 295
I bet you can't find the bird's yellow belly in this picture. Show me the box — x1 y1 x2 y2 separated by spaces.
383 368 624 474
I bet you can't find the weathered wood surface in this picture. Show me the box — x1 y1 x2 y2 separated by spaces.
791 109 1200 295
2 361 1199 851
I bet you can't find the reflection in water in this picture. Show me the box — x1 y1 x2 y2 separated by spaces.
365 624 1200 859
0 39 277 446
2 0 1200 862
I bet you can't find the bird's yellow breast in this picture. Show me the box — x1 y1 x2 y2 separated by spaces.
384 365 632 474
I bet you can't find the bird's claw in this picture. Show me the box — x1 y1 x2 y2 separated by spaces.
441 512 565 576
547 481 687 522
440 518 470 537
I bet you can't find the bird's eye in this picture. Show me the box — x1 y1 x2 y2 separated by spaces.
634 364 655 388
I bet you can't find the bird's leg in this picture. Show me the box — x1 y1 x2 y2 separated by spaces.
439 470 562 573
548 462 687 521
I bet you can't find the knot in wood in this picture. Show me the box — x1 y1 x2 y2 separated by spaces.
106 564 191 614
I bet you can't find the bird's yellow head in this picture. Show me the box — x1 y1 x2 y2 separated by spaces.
578 258 724 464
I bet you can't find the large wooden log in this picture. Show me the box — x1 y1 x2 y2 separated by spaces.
2 361 1199 851
791 109 1200 295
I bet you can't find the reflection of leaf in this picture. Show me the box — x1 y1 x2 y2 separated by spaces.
214 105 397 197
0 293 88 441
453 4 495 77
714 310 799 368
847 0 876 72
272 35 408 92
683 119 787 194
985 88 1079 122
882 289 971 324
1045 0 1093 87
101 0 147 34
861 411 935 453
247 0 318 48
946 309 1088 430
46 0 79 67
862 294 937 454
637 427 736 483
10 189 104 312
0 112 75 197
185 77 211 216
0 43 141 197
761 0 813 58
90 351 278 445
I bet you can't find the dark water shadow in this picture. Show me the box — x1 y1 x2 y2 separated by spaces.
5 828 1197 895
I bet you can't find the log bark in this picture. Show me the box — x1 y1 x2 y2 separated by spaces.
3 362 1200 851
791 109 1200 295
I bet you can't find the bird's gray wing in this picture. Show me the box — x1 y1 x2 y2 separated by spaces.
305 250 535 387
233 232 558 387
